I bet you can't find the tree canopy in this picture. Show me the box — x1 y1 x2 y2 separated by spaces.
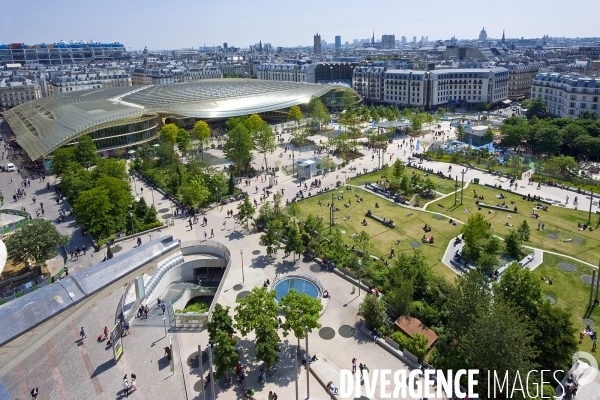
5 219 69 265
160 123 179 146
74 135 98 168
223 123 254 176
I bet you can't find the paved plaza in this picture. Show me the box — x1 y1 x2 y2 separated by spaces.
2 114 599 399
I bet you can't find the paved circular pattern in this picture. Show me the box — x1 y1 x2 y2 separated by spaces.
338 325 356 338
309 264 321 273
574 237 583 245
158 208 170 213
319 327 336 340
236 291 251 299
233 284 244 291
252 250 260 255
193 380 205 393
409 241 422 248
546 234 558 240
558 262 576 272
581 275 594 284
161 214 173 219
111 245 122 254
187 351 209 368
434 214 446 220
583 318 595 326
545 295 556 304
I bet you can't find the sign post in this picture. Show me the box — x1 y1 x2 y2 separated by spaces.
111 322 124 364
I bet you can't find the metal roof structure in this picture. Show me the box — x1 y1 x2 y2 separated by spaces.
4 79 343 160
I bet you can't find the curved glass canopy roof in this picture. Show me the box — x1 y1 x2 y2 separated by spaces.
4 79 344 160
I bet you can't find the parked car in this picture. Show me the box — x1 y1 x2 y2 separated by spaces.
6 163 15 172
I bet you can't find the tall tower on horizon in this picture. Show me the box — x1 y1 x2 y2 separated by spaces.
372 31 375 44
502 29 505 44
313 33 322 54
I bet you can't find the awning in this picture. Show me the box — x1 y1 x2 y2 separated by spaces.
502 99 512 104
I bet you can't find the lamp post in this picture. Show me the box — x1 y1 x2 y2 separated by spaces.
240 249 245 283
129 212 135 235
215 187 219 209
305 326 310 399
460 170 465 205
150 187 155 207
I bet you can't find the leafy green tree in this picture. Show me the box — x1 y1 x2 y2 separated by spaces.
340 89 357 110
253 121 276 169
60 162 93 202
483 127 494 143
192 120 211 150
160 123 178 146
236 196 255 228
213 330 239 382
534 125 562 155
74 135 98 168
533 302 578 369
223 124 254 176
280 289 323 354
284 220 304 260
517 220 531 243
455 123 465 142
206 304 235 344
51 147 76 176
155 141 177 166
287 201 300 218
552 155 577 174
261 220 282 258
303 214 323 237
422 177 437 196
134 196 150 220
385 279 413 317
92 158 128 181
461 213 491 263
525 97 548 119
180 175 210 208
5 219 69 266
287 105 303 126
476 102 491 111
359 294 387 330
446 270 492 337
504 230 522 259
399 175 411 195
234 287 280 368
578 110 598 120
391 158 405 180
561 124 587 154
307 96 329 129
176 128 192 155
74 187 115 238
495 262 544 314
353 230 372 258
243 114 265 137
228 172 235 195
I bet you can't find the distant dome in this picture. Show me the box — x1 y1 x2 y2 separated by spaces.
79 40 87 44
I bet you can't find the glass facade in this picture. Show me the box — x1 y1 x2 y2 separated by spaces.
72 116 158 151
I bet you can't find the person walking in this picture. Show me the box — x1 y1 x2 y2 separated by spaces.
30 388 38 398
352 357 357 373
137 237 142 247
80 327 86 340
131 373 137 392
359 363 364 378
210 229 214 238
204 231 208 240
593 337 597 352
161 302 166 315
122 377 129 397
223 220 227 230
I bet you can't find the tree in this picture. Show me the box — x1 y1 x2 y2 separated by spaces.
532 302 578 369
176 128 192 155
461 213 492 263
483 127 494 143
234 287 280 368
495 262 544 315
422 177 437 196
180 175 210 208
284 220 304 260
5 219 69 266
561 124 587 154
578 110 598 120
192 120 211 150
552 155 577 174
307 96 329 129
303 214 323 237
526 97 548 119
92 158 128 181
223 124 254 176
160 123 178 146
517 220 531 243
287 105 303 126
228 172 235 195
353 231 372 258
359 294 387 330
446 270 492 338
287 201 300 218
534 125 562 155
213 330 239 383
476 102 491 111
74 135 98 169
253 121 276 169
236 196 255 228
504 230 522 260
51 147 76 176
206 304 235 344
280 289 323 354
261 220 282 258
411 113 423 133
340 89 357 110
74 187 115 238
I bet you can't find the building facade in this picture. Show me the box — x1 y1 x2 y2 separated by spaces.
0 41 128 66
255 64 308 82
531 72 599 118
498 61 547 101
0 76 42 110
579 45 600 60
132 67 221 85
381 35 396 50
352 66 385 102
335 36 342 49
48 72 132 96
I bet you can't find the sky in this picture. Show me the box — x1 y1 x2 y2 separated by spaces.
1 0 598 50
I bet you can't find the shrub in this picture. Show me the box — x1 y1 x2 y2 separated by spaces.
390 331 429 362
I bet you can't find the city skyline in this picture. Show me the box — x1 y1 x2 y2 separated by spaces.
1 0 599 50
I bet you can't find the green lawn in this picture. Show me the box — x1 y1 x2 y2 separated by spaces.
425 183 600 264
296 187 461 281
346 166 458 194
532 253 600 363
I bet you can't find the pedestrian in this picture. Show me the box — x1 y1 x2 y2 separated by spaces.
593 337 597 352
82 244 86 255
104 326 109 340
352 357 357 373
30 388 38 398
359 363 364 378
268 391 274 400
204 231 208 240
80 326 86 340
210 229 214 238
64 266 69 276
223 220 227 230
161 302 166 315
131 376 137 392
137 237 142 247
122 377 129 397
258 368 265 384
537 220 541 230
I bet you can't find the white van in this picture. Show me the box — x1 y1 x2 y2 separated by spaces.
6 163 16 172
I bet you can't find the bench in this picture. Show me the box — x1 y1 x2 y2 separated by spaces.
477 202 518 213
366 211 395 228
309 353 343 399
518 255 534 268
